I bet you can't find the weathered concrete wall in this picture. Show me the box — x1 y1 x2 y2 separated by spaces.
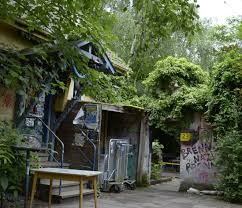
137 116 151 185
180 113 217 190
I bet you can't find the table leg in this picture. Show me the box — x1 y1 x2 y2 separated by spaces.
29 173 37 208
48 179 53 208
93 176 98 208
79 178 83 208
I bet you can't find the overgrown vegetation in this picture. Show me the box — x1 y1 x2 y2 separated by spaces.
138 56 209 136
151 140 164 180
0 122 25 206
0 0 242 203
206 50 242 203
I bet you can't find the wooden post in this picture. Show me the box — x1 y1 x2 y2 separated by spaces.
48 179 53 208
93 176 98 208
79 178 83 208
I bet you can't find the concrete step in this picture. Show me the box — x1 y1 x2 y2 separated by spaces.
31 152 49 162
39 180 85 195
40 161 70 168
40 179 82 187
38 180 93 203
59 189 94 199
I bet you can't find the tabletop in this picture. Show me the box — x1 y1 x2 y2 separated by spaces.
31 168 102 177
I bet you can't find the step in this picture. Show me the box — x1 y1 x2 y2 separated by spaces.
59 189 94 199
39 180 85 196
40 179 81 188
32 152 49 162
38 181 93 202
40 161 70 168
36 152 49 157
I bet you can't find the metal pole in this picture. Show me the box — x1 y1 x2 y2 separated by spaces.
24 150 30 208
59 150 64 195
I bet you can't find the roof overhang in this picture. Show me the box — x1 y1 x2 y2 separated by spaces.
77 100 144 115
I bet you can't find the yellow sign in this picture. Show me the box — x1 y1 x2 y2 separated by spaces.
180 132 192 142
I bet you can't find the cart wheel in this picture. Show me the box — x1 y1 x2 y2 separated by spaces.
110 185 121 193
130 183 136 190
124 182 129 190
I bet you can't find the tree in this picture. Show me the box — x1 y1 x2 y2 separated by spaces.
112 14 241 84
132 56 209 136
206 49 242 202
0 0 203 112
108 0 200 81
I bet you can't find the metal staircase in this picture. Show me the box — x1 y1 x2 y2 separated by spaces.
27 115 94 203
34 151 93 203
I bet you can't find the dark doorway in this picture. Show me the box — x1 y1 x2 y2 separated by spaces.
151 127 180 174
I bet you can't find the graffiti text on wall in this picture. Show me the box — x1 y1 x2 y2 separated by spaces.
181 142 214 173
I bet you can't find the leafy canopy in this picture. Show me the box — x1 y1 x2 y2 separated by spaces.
138 56 209 135
206 49 242 202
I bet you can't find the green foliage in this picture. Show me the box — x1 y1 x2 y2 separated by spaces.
109 0 200 80
83 70 137 104
206 50 242 202
151 162 163 180
152 139 164 163
207 50 242 135
215 131 242 202
0 122 25 202
0 0 114 45
0 49 66 98
140 57 209 135
151 140 163 180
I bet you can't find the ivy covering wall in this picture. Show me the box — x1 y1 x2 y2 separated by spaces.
131 56 209 136
206 49 242 202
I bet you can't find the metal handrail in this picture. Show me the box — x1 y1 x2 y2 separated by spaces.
28 114 64 195
79 129 96 171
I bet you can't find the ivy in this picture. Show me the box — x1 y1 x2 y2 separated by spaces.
138 56 209 135
206 49 242 202
83 70 137 104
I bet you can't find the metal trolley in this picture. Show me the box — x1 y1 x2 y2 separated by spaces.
101 139 136 192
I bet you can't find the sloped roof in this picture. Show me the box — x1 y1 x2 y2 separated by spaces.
106 50 131 74
2 20 130 74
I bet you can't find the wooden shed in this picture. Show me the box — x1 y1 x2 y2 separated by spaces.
56 101 151 186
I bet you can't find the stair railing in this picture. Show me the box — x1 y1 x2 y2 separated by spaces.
79 129 97 171
28 114 64 195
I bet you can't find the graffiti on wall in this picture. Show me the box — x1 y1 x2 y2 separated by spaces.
0 88 15 121
181 142 214 173
180 130 217 184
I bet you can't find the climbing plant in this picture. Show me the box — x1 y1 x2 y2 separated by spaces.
137 56 209 136
206 49 242 202
0 122 25 206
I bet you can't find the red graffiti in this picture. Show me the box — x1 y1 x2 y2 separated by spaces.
199 172 209 183
2 93 13 108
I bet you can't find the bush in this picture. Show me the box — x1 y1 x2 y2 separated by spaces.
151 140 164 180
0 121 25 205
142 56 209 136
207 50 242 202
215 131 242 202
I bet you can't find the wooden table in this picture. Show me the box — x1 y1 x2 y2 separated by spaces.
12 146 47 208
29 168 102 208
